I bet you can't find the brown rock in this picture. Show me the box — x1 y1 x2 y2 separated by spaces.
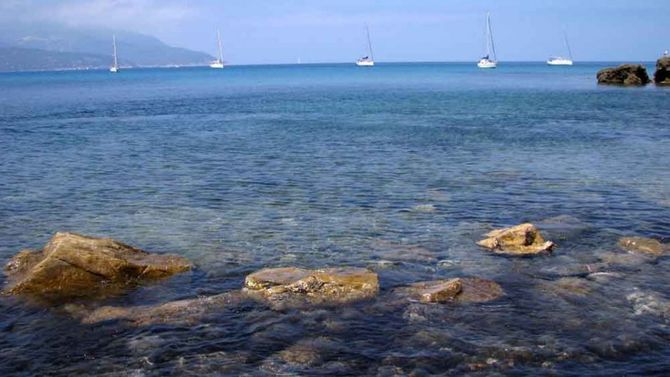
477 223 554 256
395 277 503 304
618 237 666 256
243 267 379 307
3 232 191 299
399 279 462 303
597 64 650 86
654 55 670 85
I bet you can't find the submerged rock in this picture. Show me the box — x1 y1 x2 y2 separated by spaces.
477 223 554 256
654 55 670 85
3 232 191 300
395 277 503 304
370 239 437 263
73 291 245 325
618 236 667 256
243 267 379 308
597 64 650 86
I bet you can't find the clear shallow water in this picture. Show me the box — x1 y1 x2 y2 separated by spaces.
1 63 669 376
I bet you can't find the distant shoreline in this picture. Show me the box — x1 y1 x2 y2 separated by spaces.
0 61 660 74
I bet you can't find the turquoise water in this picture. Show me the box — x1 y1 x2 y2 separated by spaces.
1 63 669 375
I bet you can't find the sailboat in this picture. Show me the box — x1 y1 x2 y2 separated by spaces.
110 35 119 73
477 13 497 69
356 26 375 67
547 32 574 66
209 30 224 69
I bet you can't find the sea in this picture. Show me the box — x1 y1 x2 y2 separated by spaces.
1 62 669 376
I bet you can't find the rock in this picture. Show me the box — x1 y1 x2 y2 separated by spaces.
3 232 191 299
654 56 670 85
455 277 504 303
477 223 554 256
400 279 463 303
243 267 379 308
395 277 503 304
74 291 245 325
597 64 650 86
618 236 666 256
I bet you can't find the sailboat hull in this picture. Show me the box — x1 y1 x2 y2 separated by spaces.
546 58 573 66
356 60 374 67
209 62 224 69
477 59 497 69
109 67 119 73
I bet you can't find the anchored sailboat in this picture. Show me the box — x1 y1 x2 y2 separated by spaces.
477 13 497 69
547 32 574 66
210 30 224 69
110 35 119 73
356 26 375 67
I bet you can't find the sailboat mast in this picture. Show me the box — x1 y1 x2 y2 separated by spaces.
487 13 497 61
216 30 223 62
564 32 573 60
112 35 118 67
366 26 374 61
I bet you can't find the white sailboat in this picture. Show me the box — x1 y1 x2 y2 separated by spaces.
356 26 375 67
547 32 574 66
110 35 119 73
209 30 224 69
477 13 497 69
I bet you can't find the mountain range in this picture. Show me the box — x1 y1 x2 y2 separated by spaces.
0 23 215 72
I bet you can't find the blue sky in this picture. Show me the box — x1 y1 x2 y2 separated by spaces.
2 0 669 64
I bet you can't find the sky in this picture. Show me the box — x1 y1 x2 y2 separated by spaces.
1 0 669 64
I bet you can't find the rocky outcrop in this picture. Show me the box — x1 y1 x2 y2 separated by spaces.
618 236 667 256
243 267 379 308
395 277 503 304
3 232 191 299
477 223 554 256
654 56 670 85
597 64 650 86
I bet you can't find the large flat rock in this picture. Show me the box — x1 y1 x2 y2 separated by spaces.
3 232 191 300
243 267 379 307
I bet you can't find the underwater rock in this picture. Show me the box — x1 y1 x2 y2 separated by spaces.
74 291 245 325
243 267 379 308
539 277 593 297
3 232 191 300
627 290 670 318
597 64 650 86
655 55 670 85
398 279 463 303
477 223 554 256
370 239 437 263
618 236 667 256
395 277 503 304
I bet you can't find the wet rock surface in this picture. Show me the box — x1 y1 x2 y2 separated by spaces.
243 267 379 308
3 232 191 300
597 64 650 86
655 56 670 85
477 223 555 256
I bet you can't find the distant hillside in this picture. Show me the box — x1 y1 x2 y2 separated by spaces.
0 47 114 72
0 23 214 71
